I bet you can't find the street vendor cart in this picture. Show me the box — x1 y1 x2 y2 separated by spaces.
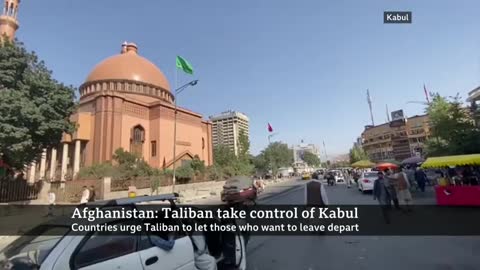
421 154 480 206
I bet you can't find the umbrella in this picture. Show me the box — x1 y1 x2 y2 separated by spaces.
351 160 375 168
376 162 399 170
380 159 401 166
401 156 425 165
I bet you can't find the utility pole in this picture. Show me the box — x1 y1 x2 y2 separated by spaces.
386 104 391 122
367 89 375 126
323 140 329 168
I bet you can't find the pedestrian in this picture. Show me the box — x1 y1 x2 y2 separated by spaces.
395 168 413 212
415 167 427 192
384 169 401 210
46 189 56 217
88 185 96 202
80 186 90 204
373 171 392 224
305 179 329 234
346 170 352 188
406 166 417 191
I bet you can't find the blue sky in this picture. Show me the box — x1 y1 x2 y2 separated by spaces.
16 0 480 157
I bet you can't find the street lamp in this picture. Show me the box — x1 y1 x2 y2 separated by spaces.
172 79 199 193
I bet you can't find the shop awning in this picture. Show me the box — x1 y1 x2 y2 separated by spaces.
421 154 480 168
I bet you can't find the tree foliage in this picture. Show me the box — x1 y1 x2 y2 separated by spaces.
349 145 369 164
212 132 255 178
302 151 321 167
425 93 480 156
260 142 294 177
213 144 236 168
190 155 206 175
0 37 77 169
237 130 250 162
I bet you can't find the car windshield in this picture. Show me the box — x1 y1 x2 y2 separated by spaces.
364 172 378 178
0 225 69 268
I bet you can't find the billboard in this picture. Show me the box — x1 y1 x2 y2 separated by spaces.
391 110 405 121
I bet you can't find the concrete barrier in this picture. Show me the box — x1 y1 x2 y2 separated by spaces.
103 179 226 201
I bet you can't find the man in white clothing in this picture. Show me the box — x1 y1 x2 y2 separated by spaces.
80 186 90 204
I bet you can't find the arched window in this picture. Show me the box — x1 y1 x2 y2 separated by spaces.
202 137 205 149
130 125 145 157
9 3 13 16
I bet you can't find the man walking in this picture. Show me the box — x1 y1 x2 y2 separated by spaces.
394 168 413 212
46 189 56 217
373 171 392 224
415 167 427 192
80 186 90 204
88 185 96 202
385 169 401 210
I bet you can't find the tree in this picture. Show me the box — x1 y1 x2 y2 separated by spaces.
425 94 480 156
302 151 321 167
113 148 138 166
176 164 194 180
212 143 254 177
0 38 77 169
262 142 294 177
213 144 236 168
237 129 250 162
349 145 369 163
253 153 269 175
190 155 206 175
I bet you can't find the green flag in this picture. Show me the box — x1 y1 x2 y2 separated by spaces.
176 56 194 75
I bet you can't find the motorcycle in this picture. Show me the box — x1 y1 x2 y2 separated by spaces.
327 175 335 186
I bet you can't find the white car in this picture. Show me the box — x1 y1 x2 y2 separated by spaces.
0 195 247 270
330 170 345 184
358 171 379 193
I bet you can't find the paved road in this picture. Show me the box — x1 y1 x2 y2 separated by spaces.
191 177 306 205
246 180 480 270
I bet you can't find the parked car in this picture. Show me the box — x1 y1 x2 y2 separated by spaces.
0 194 247 270
358 171 379 193
221 176 257 204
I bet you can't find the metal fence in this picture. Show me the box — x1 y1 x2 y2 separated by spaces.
50 179 102 203
0 180 42 203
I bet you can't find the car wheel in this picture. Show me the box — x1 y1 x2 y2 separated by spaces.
235 234 247 270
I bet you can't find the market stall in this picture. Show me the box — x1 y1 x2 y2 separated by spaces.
422 154 480 206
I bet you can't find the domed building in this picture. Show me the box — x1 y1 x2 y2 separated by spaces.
0 0 213 181
55 42 213 179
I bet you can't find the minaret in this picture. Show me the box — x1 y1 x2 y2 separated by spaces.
0 0 20 41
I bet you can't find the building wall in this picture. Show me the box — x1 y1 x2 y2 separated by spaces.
54 92 213 178
210 111 249 155
361 114 430 161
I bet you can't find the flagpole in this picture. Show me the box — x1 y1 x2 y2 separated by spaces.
172 62 178 193
323 140 329 169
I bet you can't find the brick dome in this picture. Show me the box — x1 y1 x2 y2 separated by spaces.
85 42 170 91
